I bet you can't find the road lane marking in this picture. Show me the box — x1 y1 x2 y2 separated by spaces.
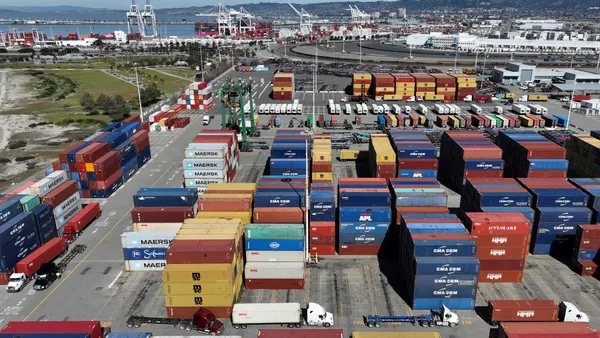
23 165 174 321
108 270 123 289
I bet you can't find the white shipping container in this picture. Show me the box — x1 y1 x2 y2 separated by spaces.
185 178 225 186
245 250 305 262
185 145 228 158
121 232 177 248
125 260 167 271
184 168 227 179
30 170 69 197
53 192 81 218
55 203 83 230
183 159 227 170
232 303 301 325
244 262 305 279
133 222 184 232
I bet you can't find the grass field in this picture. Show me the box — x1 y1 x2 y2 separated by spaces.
157 68 199 79
140 69 191 93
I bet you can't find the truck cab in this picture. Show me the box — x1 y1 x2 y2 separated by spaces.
33 262 63 291
429 305 460 327
306 302 335 327
193 308 224 334
6 273 28 293
559 302 589 323
203 116 210 125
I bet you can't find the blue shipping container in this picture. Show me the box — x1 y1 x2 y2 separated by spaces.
339 207 392 223
0 211 36 247
480 207 535 223
339 191 391 207
574 249 598 261
123 247 167 260
122 157 139 182
412 298 475 310
66 142 91 163
463 159 504 170
99 132 127 149
531 189 588 208
338 232 386 244
0 195 24 227
40 226 59 244
245 239 304 251
0 230 40 272
133 188 198 208
396 148 437 159
410 240 477 257
269 169 307 176
84 131 104 142
413 257 480 275
101 121 122 132
536 208 592 223
475 191 532 207
536 222 577 235
409 228 469 235
414 274 478 287
405 223 465 230
412 286 477 298
118 122 142 138
136 146 151 168
115 140 137 166
92 176 123 199
395 191 447 207
254 192 306 208
270 159 306 169
397 170 438 178
403 214 458 219
533 233 573 245
339 222 390 233
527 159 569 170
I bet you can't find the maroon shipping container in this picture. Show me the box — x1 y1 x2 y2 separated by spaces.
95 170 122 190
167 306 232 319
52 160 61 171
199 198 252 212
81 189 91 198
573 260 597 276
471 234 531 247
64 203 101 235
58 142 88 163
131 207 195 223
479 270 523 283
312 162 333 172
68 162 77 172
498 322 597 338
526 170 567 178
488 300 559 323
476 246 528 259
42 181 78 208
577 224 600 245
93 150 121 181
76 142 110 163
122 114 142 124
479 259 525 271
310 245 336 256
253 207 304 223
338 178 387 184
337 243 380 255
464 212 530 235
245 278 304 290
397 159 438 170
141 121 150 132
521 142 567 159
0 321 102 338
257 329 344 338
15 238 66 276
310 222 336 237
167 239 237 264
310 235 335 245
0 269 15 285
577 238 600 250
129 130 150 154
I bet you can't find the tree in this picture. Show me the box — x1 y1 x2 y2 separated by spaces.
139 82 162 107
79 92 96 113
106 95 130 121
96 93 113 112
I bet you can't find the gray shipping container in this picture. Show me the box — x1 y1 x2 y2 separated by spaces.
30 170 69 197
244 262 305 279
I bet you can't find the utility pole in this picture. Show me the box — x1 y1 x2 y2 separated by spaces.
566 75 577 131
134 65 143 122
313 41 317 132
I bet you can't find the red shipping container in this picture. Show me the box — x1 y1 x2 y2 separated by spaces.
95 170 122 190
0 268 15 285
526 170 567 178
76 143 111 163
167 239 237 264
81 189 91 198
129 130 150 154
42 181 78 208
93 150 121 181
337 243 380 255
141 121 150 132
312 162 333 172
88 181 98 190
310 236 335 245
310 222 336 236
471 234 530 247
479 259 525 271
167 306 232 319
499 322 597 338
488 300 558 323
199 198 252 212
396 207 449 223
476 246 528 259
131 207 195 223
464 212 530 235
397 159 438 170
52 160 61 171
573 259 597 276
338 178 387 184
15 238 66 276
253 207 304 223
68 162 77 172
310 245 336 256
0 321 102 338
245 278 304 290
478 270 523 283
65 203 101 234
577 224 600 242
59 142 88 163
576 238 600 251
76 162 86 172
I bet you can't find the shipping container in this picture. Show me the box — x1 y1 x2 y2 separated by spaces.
257 329 343 338
488 300 558 323
0 321 102 338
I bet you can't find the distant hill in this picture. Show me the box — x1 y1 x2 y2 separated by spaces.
0 5 117 12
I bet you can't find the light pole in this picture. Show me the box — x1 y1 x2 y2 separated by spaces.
479 53 488 90
342 32 345 53
284 41 287 58
596 51 599 69
570 53 574 68
134 64 143 122
304 137 309 262
409 45 413 59
453 44 458 73
359 36 362 65
313 41 317 132
474 48 479 68
566 75 577 131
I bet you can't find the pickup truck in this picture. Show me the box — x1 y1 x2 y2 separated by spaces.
33 262 63 291
232 302 334 329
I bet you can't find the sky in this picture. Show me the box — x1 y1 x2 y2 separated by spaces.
0 0 339 9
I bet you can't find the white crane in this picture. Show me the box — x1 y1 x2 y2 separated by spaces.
126 0 145 36
288 3 315 35
142 0 157 37
196 3 237 36
232 7 255 35
347 5 371 25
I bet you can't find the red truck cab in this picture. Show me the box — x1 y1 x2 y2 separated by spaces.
63 203 102 243
194 308 224 334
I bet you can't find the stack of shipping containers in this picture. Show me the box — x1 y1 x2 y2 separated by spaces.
183 130 239 194
451 73 477 101
352 73 372 97
309 181 336 256
565 133 600 177
124 188 199 271
571 224 600 276
517 178 592 255
438 131 504 192
269 130 308 177
399 214 479 310
176 81 214 111
411 73 436 100
338 178 391 255
390 73 416 101
272 73 294 101
460 178 535 224
30 170 82 233
463 212 531 283
496 130 568 178
371 73 395 100
570 178 600 223
245 223 305 289
149 106 190 131
312 134 333 183
430 74 455 102
51 117 151 198
194 182 254 233
389 130 438 179
164 216 244 319
368 134 396 179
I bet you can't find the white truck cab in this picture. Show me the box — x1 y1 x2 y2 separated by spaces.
7 273 28 293
436 305 460 327
203 116 210 125
306 303 335 327
559 302 589 323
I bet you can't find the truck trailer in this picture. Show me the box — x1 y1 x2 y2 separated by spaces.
487 300 589 325
231 302 334 329
127 307 224 335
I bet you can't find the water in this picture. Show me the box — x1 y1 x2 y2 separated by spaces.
0 11 208 38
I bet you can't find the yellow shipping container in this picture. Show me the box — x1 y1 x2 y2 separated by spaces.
174 233 241 246
505 93 516 99
165 293 236 307
353 73 372 80
312 152 332 162
418 115 426 125
519 116 534 127
395 83 416 88
448 116 460 127
205 183 256 191
180 223 240 230
424 95 445 101
353 84 371 89
457 82 476 88
415 82 436 88
339 150 360 161
383 95 401 100
196 211 252 225
312 172 333 180
396 91 415 96
274 73 294 78
352 333 441 338
163 273 242 296
374 86 395 92
85 163 95 172
436 87 456 93
313 139 331 144
274 86 293 92
415 91 428 97
163 263 237 283
389 116 398 127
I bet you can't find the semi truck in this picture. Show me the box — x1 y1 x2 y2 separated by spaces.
364 306 459 328
487 300 589 326
231 302 334 329
127 307 224 335
62 203 102 243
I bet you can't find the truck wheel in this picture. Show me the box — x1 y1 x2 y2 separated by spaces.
449 323 457 327
241 325 247 329
375 323 380 328
134 322 141 328
294 323 301 328
324 323 331 327
127 323 133 328
367 322 374 328
178 323 187 330
210 333 216 336
233 324 240 329
287 324 294 328
186 324 193 331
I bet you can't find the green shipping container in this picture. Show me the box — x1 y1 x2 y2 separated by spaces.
20 194 41 212
246 223 304 240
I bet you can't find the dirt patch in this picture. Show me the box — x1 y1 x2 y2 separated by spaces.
1 72 31 111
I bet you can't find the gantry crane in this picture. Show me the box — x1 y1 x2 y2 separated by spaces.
288 3 315 35
216 76 261 152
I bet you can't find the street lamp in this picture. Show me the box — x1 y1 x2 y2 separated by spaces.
342 31 345 53
596 51 599 69
474 48 479 68
453 44 458 73
359 35 362 65
133 63 143 122
566 74 577 131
